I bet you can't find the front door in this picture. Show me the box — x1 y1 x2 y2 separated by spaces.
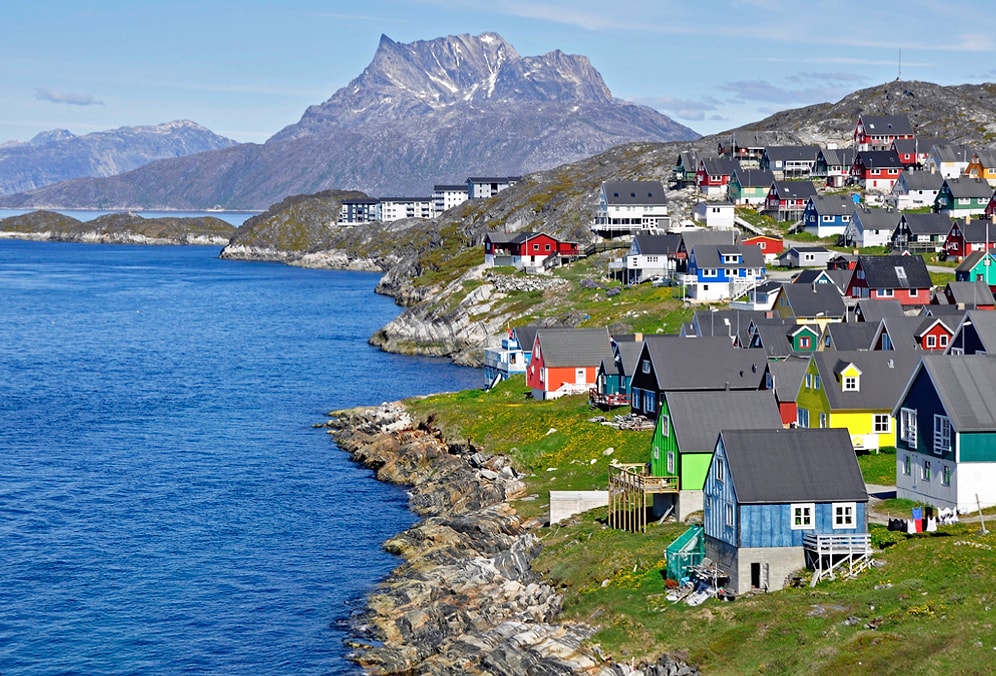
575 368 586 385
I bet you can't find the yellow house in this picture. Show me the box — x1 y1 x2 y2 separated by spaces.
794 350 920 451
966 151 996 188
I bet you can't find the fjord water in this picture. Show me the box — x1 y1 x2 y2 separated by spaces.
0 240 480 674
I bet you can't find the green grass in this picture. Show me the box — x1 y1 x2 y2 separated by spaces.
404 381 996 672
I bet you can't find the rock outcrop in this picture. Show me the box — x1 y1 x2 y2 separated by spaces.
0 210 235 245
326 403 699 675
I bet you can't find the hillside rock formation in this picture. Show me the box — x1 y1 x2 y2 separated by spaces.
0 33 698 210
0 210 235 245
0 121 237 196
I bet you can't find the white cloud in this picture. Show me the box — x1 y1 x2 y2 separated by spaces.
35 88 103 106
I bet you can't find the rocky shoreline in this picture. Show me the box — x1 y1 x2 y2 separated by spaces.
324 402 699 676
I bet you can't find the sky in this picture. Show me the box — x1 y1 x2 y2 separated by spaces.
4 1 996 145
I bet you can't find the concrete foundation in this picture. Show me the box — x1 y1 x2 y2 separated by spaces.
549 490 609 525
706 536 806 595
653 489 704 522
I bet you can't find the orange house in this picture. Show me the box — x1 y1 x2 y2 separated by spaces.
527 327 614 400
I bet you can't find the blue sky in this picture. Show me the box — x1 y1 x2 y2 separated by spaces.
4 0 996 145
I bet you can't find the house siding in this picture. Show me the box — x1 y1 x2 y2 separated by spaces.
959 433 996 463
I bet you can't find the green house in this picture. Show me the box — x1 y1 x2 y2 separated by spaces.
649 389 783 520
955 250 996 287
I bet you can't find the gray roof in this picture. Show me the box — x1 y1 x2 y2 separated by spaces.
932 143 974 163
719 428 868 504
899 212 952 237
778 283 847 319
681 229 739 252
771 180 818 200
691 309 765 339
956 310 996 352
731 167 775 188
641 335 767 391
900 354 996 431
603 336 646 379
954 219 996 243
808 193 856 217
818 147 856 167
632 233 681 256
853 299 905 323
945 280 995 306
942 177 994 199
859 114 914 137
823 322 879 351
857 254 932 289
763 145 820 162
897 170 944 192
691 244 765 270
811 349 921 411
854 150 903 169
768 355 811 401
513 325 540 353
873 316 933 351
700 157 740 176
955 250 996 273
667 390 782 452
534 327 613 368
853 207 902 232
602 180 667 206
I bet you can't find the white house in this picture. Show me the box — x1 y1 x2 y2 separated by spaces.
844 208 901 248
433 184 469 215
376 196 434 222
692 201 736 229
593 180 669 236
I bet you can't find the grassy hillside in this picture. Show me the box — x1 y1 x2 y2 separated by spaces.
404 379 996 673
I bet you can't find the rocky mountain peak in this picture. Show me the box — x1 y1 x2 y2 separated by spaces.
29 129 76 146
269 32 615 142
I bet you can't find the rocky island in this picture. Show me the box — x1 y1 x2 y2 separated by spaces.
0 210 236 246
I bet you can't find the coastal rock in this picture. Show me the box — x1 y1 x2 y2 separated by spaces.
328 403 698 675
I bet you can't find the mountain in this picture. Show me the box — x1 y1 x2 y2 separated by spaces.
0 33 699 210
0 121 238 195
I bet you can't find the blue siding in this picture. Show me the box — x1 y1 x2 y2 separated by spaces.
739 502 867 548
897 368 955 462
703 439 738 546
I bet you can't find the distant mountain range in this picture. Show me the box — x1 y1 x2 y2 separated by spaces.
0 33 699 210
0 121 237 196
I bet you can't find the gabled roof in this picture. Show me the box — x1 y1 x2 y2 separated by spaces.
952 310 996 352
942 177 994 200
719 428 867 504
892 138 918 155
858 114 914 137
807 193 856 216
513 325 540 353
763 145 820 162
667 390 782 452
853 298 905 323
691 309 766 339
641 335 767 391
899 212 951 237
534 327 613 368
681 229 739 252
931 143 974 163
812 349 920 411
615 339 646 378
778 283 847 319
632 233 682 256
955 249 996 272
768 354 810 401
856 254 932 289
873 316 933 351
971 150 996 167
897 355 996 431
897 170 944 192
748 318 802 358
944 280 996 307
822 322 878 351
818 147 856 166
852 208 902 232
854 150 903 168
731 167 775 188
953 218 996 243
602 180 667 206
691 244 765 269
700 157 740 175
770 181 818 200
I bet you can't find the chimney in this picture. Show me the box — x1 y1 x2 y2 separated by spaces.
634 332 643 341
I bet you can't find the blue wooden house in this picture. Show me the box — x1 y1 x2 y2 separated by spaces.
703 428 870 593
483 325 538 389
893 354 996 513
685 244 766 302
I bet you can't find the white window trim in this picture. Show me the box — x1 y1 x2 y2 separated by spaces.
832 502 857 529
791 503 815 530
900 407 917 446
725 503 734 527
933 414 952 455
874 414 891 434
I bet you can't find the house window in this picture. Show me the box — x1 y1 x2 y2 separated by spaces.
933 415 952 454
798 408 810 428
715 459 725 482
667 450 675 475
880 288 894 297
644 391 657 414
900 408 917 446
926 334 937 348
545 244 551 251
660 414 670 437
922 460 931 481
942 465 951 486
874 414 891 433
800 336 812 349
819 412 828 428
843 376 858 391
642 359 650 374
940 334 949 347
791 503 815 529
725 503 734 527
813 374 821 389
903 454 912 476
833 502 856 529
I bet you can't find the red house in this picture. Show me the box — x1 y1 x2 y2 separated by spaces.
526 327 614 401
743 235 784 263
763 180 818 221
484 231 580 270
846 255 932 306
943 218 996 259
695 157 739 197
851 150 904 192
853 114 914 151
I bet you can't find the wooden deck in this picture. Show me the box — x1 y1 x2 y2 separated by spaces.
804 532 873 586
608 463 679 532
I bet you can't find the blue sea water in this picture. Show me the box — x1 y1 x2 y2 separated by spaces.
0 240 480 675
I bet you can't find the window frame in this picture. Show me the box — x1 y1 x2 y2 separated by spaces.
790 503 815 530
933 414 952 455
832 502 857 529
